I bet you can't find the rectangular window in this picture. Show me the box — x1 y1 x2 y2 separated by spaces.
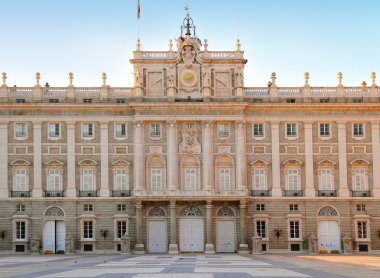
320 98 329 103
357 221 368 239
49 123 60 138
15 123 27 138
286 123 297 137
286 99 296 103
289 220 300 239
150 123 161 138
115 169 128 190
218 123 230 138
253 99 263 103
83 99 92 103
16 99 25 103
83 221 93 239
16 204 25 212
286 169 300 190
253 123 264 138
319 169 333 190
47 169 61 190
84 204 93 212
353 123 364 137
15 221 26 240
115 123 126 138
117 220 127 239
185 169 197 190
117 204 126 211
116 99 125 103
219 169 231 190
151 169 162 190
289 204 299 211
82 123 94 138
49 99 59 103
253 169 266 190
320 123 330 137
256 220 266 239
357 204 366 212
185 123 196 129
82 169 95 190
15 169 28 191
256 204 265 211
353 169 367 191
353 98 363 103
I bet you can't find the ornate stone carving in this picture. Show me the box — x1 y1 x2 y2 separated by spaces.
148 207 166 217
133 120 143 128
30 234 40 254
65 233 75 254
308 233 318 253
217 207 235 217
318 206 338 217
135 69 143 87
235 68 243 87
121 233 131 254
180 206 202 217
181 45 196 67
179 128 201 154
45 206 65 217
202 68 211 88
250 160 269 168
112 159 130 167
167 67 175 87
45 201 63 208
10 159 31 166
78 159 97 166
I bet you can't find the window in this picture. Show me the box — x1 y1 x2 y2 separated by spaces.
320 123 330 137
83 221 93 239
286 123 297 137
256 204 265 211
82 123 94 138
253 99 263 103
116 99 125 103
84 204 93 212
185 169 197 190
253 123 264 138
83 99 92 103
16 204 25 212
115 123 127 138
357 204 366 212
353 98 363 103
150 123 161 138
115 169 128 190
353 169 367 191
256 220 267 239
82 169 95 190
319 169 333 190
286 169 300 190
117 204 126 211
16 99 26 103
14 169 28 191
289 220 300 239
218 123 230 138
49 99 59 103
184 123 196 129
48 123 60 138
151 169 162 190
47 169 61 190
15 221 26 240
15 123 27 138
289 204 299 211
353 123 364 137
357 221 368 239
320 98 329 103
117 220 127 239
286 98 296 103
219 169 231 190
253 169 267 190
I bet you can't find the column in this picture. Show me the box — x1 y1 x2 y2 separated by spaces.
371 123 380 197
99 122 110 197
205 200 215 253
133 121 144 191
0 123 8 197
168 200 179 254
238 200 249 254
271 122 282 197
32 122 42 197
235 121 247 191
202 121 213 190
66 122 76 197
304 123 315 197
134 201 145 254
338 122 349 197
167 120 178 190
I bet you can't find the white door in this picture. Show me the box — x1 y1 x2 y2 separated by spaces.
179 218 204 252
43 221 56 253
217 221 235 253
148 221 167 253
56 221 66 252
318 220 341 252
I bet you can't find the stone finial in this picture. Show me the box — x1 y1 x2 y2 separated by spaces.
102 72 107 86
2 72 6 85
203 39 208 51
236 39 241 51
361 81 367 87
136 39 141 51
271 72 276 85
371 72 376 86
68 72 74 86
304 72 310 85
35 72 41 85
337 72 343 86
168 39 173 51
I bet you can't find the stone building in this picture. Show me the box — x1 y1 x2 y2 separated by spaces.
0 14 379 255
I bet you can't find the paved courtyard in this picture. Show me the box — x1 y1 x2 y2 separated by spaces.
0 254 380 278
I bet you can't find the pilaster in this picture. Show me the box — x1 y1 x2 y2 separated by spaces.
338 122 349 197
66 122 76 197
167 120 178 190
235 121 247 192
134 201 145 254
0 123 8 197
168 200 179 254
238 200 249 254
202 121 214 191
304 123 315 197
205 201 215 254
133 121 144 191
271 122 282 197
32 122 42 197
99 122 110 197
371 123 380 197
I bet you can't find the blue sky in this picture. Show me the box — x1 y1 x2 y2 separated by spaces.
1 0 379 87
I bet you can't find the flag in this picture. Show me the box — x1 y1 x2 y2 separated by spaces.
137 0 141 19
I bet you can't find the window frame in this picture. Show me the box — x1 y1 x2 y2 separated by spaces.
149 123 162 140
288 219 302 240
285 123 298 139
81 123 95 140
184 168 197 191
255 219 268 240
46 168 62 191
217 123 230 139
14 122 27 140
114 123 127 139
319 123 331 139
355 219 370 241
252 123 265 140
48 123 61 140
219 168 231 191
13 220 28 241
285 168 301 191
352 123 365 139
150 168 163 190
81 168 96 191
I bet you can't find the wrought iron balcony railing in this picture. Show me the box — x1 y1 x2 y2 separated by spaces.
78 190 98 197
111 190 132 197
317 190 337 197
251 190 270 197
11 191 30 197
44 190 64 197
283 190 303 197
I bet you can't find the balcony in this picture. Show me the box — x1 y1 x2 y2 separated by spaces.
283 190 303 197
351 190 371 197
317 190 337 197
251 190 270 197
11 191 30 197
111 190 132 197
44 190 64 197
78 190 98 197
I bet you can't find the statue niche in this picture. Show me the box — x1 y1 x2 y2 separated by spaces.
179 128 201 154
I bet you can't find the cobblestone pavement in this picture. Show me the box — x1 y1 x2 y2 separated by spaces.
0 254 379 278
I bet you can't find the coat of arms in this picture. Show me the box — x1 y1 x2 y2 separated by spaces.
179 128 201 154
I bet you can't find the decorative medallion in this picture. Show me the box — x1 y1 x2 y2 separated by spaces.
180 45 196 67
179 128 201 154
180 69 197 87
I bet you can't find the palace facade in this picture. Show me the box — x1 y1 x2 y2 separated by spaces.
0 14 379 255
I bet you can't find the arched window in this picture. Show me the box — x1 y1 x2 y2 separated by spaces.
181 155 201 191
217 207 235 217
146 155 166 190
147 207 166 217
215 155 234 191
180 206 202 217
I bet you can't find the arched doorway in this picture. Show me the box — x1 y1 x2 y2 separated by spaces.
43 207 66 253
216 207 236 253
147 207 167 253
179 206 204 252
317 206 341 252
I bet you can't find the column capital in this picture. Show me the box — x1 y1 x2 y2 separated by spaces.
337 121 347 127
66 121 76 127
100 122 109 128
166 119 177 127
371 121 380 127
270 121 280 128
135 201 143 209
32 121 42 128
304 122 314 128
235 120 246 128
206 200 212 206
133 120 143 128
169 200 176 207
202 120 213 128
239 200 247 208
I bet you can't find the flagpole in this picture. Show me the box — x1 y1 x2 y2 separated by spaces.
137 0 141 41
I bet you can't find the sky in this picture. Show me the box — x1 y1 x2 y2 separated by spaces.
1 0 379 87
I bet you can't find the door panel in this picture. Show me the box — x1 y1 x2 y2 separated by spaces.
217 221 235 253
43 221 56 252
179 218 204 252
318 221 341 252
56 221 66 252
148 221 167 253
